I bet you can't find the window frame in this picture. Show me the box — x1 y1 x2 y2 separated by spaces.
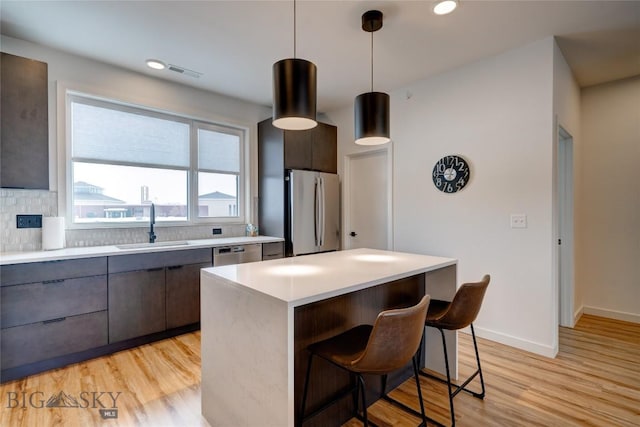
191 120 246 223
65 90 248 229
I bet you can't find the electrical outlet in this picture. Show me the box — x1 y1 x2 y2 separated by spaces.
17 214 43 228
212 227 222 235
510 214 527 229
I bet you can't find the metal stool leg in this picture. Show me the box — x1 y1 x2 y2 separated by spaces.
412 355 428 426
439 328 456 427
357 374 369 426
470 324 486 398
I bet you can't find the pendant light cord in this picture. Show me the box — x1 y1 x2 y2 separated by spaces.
370 30 374 92
293 0 297 58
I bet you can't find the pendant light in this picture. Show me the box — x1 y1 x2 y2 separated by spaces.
354 10 390 145
272 0 317 130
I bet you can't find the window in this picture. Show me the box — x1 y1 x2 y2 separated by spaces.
197 125 241 218
68 94 245 225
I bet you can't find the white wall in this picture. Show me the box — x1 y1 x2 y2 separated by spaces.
578 76 640 323
1 35 271 250
329 37 559 357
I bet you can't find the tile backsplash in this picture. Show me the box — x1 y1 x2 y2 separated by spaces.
1 189 248 253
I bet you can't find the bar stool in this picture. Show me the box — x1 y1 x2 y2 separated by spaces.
420 274 490 427
299 295 430 427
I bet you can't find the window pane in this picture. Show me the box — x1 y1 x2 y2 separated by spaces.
72 101 190 167
198 128 240 173
73 162 187 223
198 172 238 218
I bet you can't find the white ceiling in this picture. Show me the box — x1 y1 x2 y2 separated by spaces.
1 1 639 113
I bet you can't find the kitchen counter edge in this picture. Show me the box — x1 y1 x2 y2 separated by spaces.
0 236 284 265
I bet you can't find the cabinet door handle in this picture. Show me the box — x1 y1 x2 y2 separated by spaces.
146 267 164 272
43 317 66 324
43 279 65 285
167 265 184 270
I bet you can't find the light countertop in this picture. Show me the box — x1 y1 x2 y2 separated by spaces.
201 247 457 307
0 236 284 265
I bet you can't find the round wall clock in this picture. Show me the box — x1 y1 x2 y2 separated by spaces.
432 155 470 193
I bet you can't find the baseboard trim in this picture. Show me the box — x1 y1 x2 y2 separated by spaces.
574 305 584 326
582 306 640 324
471 326 558 358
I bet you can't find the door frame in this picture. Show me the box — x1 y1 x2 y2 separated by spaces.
557 125 575 328
343 146 394 250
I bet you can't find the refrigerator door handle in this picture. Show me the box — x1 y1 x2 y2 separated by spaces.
314 177 320 246
319 177 325 246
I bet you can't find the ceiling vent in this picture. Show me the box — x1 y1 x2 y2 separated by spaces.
167 64 202 79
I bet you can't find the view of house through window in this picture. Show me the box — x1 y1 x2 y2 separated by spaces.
69 94 244 224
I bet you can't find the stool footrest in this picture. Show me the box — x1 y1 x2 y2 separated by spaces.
418 369 484 399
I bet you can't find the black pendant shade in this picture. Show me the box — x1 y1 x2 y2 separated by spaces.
354 10 390 145
354 91 390 145
273 58 317 130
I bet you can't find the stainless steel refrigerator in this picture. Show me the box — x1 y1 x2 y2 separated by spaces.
286 169 340 256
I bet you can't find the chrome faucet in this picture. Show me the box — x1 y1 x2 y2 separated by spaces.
149 203 157 243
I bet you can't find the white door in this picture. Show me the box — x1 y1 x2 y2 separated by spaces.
558 127 575 327
344 148 392 250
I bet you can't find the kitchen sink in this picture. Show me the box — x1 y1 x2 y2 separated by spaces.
116 241 190 250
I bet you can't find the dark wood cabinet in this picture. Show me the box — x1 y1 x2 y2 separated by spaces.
0 52 49 189
310 123 338 173
0 258 108 372
108 268 166 343
259 118 337 174
166 262 210 329
1 311 108 370
1 275 107 328
1 247 212 381
107 248 211 343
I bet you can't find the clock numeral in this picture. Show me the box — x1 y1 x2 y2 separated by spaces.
456 179 465 189
436 177 442 187
445 183 453 193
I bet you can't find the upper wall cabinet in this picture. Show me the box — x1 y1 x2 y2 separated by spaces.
0 52 49 189
258 118 337 174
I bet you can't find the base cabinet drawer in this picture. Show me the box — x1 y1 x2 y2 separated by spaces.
1 275 107 328
0 257 107 287
1 311 108 370
262 241 284 260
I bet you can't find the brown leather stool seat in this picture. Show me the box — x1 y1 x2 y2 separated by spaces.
420 274 490 427
299 295 431 427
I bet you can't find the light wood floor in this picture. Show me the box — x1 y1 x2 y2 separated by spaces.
1 314 638 426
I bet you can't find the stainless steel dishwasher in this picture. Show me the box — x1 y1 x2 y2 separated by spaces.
213 243 262 266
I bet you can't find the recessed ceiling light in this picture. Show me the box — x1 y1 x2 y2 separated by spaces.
146 59 166 70
433 0 458 15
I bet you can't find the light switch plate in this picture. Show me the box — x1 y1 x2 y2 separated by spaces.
510 214 527 229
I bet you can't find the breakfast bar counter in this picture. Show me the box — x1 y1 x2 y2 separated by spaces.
200 248 457 427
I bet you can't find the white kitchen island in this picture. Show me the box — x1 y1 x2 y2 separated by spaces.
201 248 457 427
